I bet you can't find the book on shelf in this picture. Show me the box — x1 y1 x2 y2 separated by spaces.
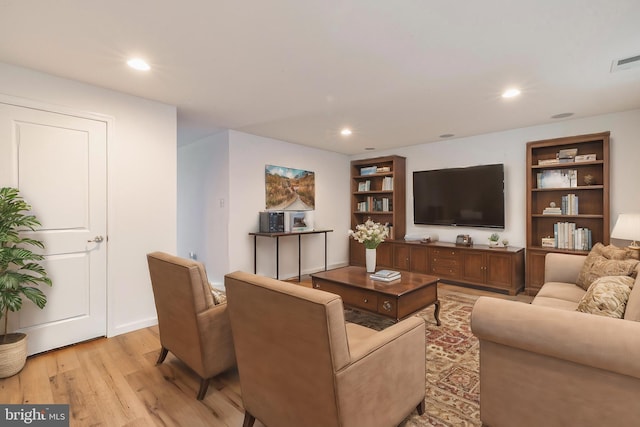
357 180 371 192
382 176 393 190
360 166 377 176
542 207 562 215
574 154 597 162
376 166 391 173
561 194 579 215
538 158 560 165
552 222 592 250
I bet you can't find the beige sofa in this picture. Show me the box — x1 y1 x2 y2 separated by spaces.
471 252 640 427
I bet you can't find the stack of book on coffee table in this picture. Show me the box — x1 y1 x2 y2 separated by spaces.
370 269 401 282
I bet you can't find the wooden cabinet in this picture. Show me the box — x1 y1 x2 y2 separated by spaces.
461 250 524 293
429 242 524 295
429 246 461 279
349 155 406 266
526 132 610 295
354 240 525 295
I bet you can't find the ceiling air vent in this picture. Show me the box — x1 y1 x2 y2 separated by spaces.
611 54 640 72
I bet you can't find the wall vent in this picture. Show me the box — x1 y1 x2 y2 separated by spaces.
611 54 640 72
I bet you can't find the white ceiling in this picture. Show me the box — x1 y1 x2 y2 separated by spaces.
1 1 639 154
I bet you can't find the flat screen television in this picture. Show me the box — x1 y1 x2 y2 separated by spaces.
413 164 505 229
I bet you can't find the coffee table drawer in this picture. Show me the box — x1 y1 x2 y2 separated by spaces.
377 297 398 318
312 280 378 311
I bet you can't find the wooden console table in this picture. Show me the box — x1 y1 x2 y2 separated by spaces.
249 229 333 281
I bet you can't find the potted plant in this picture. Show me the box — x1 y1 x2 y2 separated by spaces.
488 233 500 247
0 187 51 378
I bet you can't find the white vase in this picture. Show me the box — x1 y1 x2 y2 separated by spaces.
366 248 377 273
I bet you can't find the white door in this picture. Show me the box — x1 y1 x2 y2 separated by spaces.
0 101 107 355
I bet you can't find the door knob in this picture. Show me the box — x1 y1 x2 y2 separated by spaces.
88 236 104 243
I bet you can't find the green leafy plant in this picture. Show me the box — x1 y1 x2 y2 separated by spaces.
489 233 500 242
0 187 52 343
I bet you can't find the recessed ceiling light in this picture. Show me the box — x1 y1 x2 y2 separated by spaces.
127 58 150 71
439 134 455 138
551 112 574 119
365 147 375 151
501 88 521 99
340 128 352 136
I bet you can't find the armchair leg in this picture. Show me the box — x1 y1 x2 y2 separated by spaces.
416 399 425 415
156 347 169 365
242 412 256 427
197 378 210 400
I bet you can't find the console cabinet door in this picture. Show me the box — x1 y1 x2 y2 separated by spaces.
486 252 514 289
461 251 486 283
393 244 411 270
410 245 429 273
376 242 394 268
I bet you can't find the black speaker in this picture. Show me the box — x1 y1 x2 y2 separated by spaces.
259 211 285 233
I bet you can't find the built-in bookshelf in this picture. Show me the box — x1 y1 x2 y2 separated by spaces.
350 155 406 266
526 131 610 294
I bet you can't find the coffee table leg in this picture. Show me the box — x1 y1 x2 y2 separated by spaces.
434 300 441 326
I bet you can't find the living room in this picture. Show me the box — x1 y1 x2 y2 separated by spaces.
1 1 640 425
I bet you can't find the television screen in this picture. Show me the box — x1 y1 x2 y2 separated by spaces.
413 164 505 228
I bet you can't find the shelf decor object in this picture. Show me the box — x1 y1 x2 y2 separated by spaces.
525 131 610 295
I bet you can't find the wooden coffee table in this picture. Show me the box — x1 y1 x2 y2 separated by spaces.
311 266 440 325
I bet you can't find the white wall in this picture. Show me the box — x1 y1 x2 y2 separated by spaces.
0 62 177 337
228 130 350 280
353 109 640 248
178 131 229 284
178 130 350 285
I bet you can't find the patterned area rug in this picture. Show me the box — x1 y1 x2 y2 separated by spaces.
344 291 481 427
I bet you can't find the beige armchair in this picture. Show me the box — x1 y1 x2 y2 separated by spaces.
146 252 235 400
224 271 426 427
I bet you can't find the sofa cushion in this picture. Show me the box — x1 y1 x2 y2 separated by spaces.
576 275 635 318
576 243 639 290
624 272 640 321
535 282 586 304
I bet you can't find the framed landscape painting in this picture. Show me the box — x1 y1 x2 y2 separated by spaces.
265 165 315 210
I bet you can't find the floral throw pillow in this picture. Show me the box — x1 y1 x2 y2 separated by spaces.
210 286 227 305
577 275 635 318
576 243 639 290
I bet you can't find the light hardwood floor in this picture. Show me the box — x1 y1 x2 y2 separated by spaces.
0 280 531 426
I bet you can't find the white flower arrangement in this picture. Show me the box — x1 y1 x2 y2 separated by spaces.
348 219 389 249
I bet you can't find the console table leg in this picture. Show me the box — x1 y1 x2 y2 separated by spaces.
324 231 328 271
298 234 302 282
276 236 280 279
434 300 441 326
253 235 257 274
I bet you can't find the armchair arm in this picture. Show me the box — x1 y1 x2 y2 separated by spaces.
471 296 640 378
197 303 236 376
544 252 585 283
335 317 425 427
